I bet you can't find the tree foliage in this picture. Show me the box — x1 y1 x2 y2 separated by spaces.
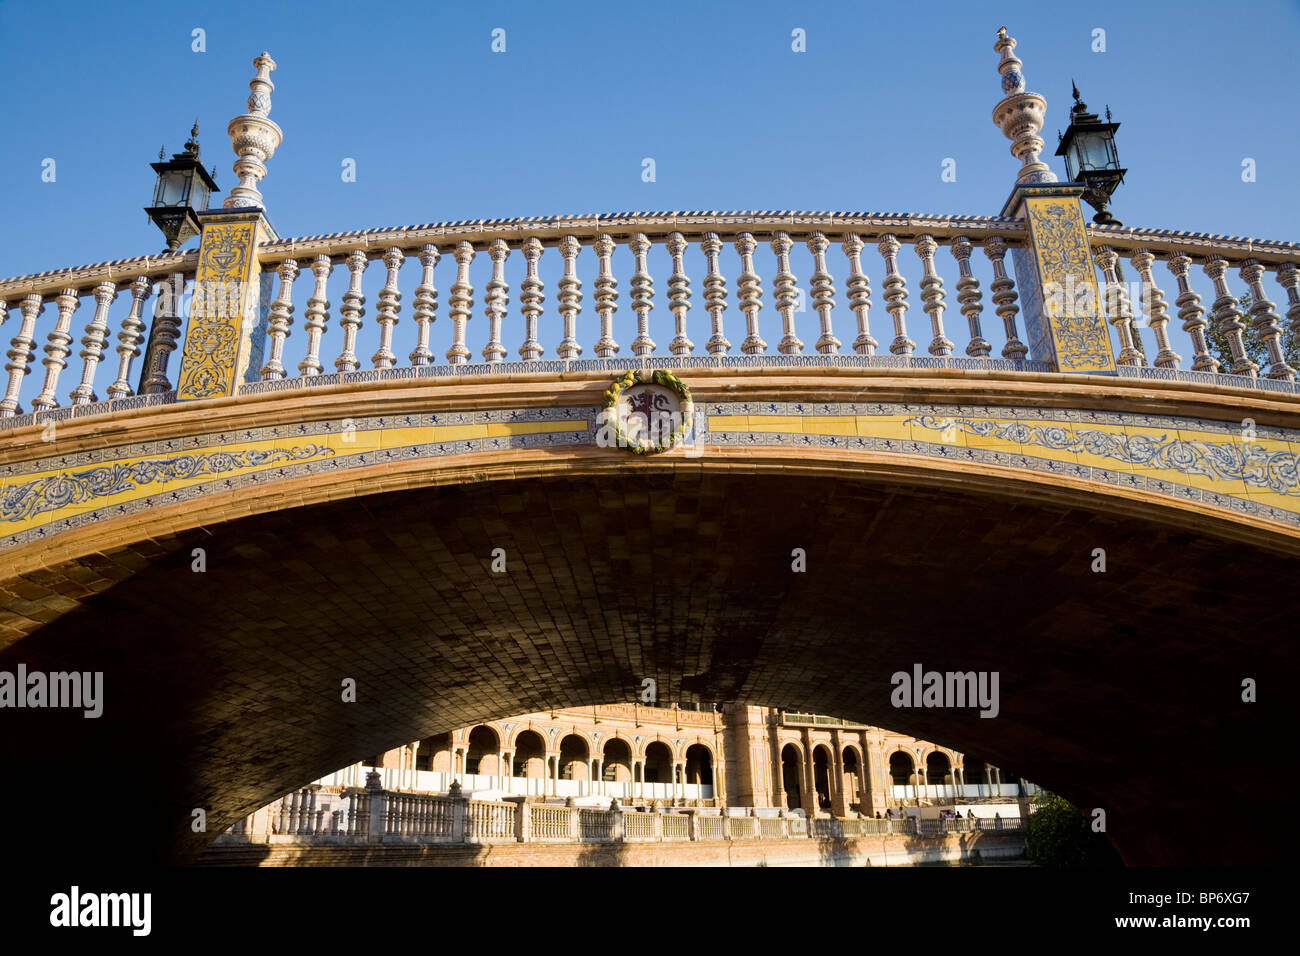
1197 292 1300 373
1024 791 1122 867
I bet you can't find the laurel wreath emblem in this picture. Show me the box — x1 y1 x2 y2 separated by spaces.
601 370 695 455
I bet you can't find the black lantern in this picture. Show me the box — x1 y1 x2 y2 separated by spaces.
145 122 219 252
1055 83 1126 226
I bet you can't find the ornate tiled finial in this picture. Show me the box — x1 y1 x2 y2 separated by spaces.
223 52 283 209
992 28 1057 185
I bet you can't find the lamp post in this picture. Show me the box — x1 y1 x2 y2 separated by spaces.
1055 83 1126 226
144 122 219 252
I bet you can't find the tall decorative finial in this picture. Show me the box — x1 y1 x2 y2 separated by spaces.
991 27 1057 185
222 51 283 210
184 120 200 158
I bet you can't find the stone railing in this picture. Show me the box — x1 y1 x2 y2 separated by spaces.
7 211 1294 432
212 775 1022 848
0 255 197 424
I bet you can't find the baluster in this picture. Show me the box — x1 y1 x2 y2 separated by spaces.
1279 264 1300 349
806 233 839 354
950 238 990 357
1 294 44 416
1240 260 1295 381
983 238 1027 360
409 245 439 366
276 794 290 834
593 235 619 357
287 790 300 833
915 236 954 357
31 289 80 410
1094 248 1143 367
518 238 543 361
70 282 116 404
666 232 693 355
481 239 509 363
701 233 730 354
770 232 803 354
1203 257 1257 377
629 234 656 356
1130 250 1180 369
447 241 474 364
556 236 582 360
371 248 404 369
299 256 331 376
142 273 184 394
107 277 152 398
261 259 299 379
877 235 914 355
335 251 367 372
735 233 766 354
842 235 876 355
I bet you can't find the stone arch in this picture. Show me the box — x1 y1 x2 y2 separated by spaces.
601 736 633 783
926 749 952 786
780 742 804 811
841 745 864 811
465 725 500 777
2 442 1296 866
812 744 834 811
684 742 714 788
511 729 546 779
557 733 589 781
417 732 452 774
889 750 915 787
643 740 674 784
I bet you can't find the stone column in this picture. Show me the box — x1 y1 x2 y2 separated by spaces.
448 781 467 843
801 732 817 817
365 772 387 844
830 730 847 817
506 795 529 843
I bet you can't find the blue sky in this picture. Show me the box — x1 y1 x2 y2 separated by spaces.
0 0 1296 373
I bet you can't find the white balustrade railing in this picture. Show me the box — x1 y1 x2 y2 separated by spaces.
9 214 1289 430
214 780 1026 849
10 214 1294 431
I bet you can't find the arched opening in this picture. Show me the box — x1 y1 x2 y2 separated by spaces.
558 734 589 784
889 751 915 788
964 757 987 796
8 462 1296 868
684 743 714 795
813 745 833 811
842 747 862 813
602 738 633 784
466 725 499 778
644 741 673 787
417 732 451 775
512 730 545 780
926 751 952 789
781 744 803 811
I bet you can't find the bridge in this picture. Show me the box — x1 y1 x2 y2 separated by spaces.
0 31 1296 868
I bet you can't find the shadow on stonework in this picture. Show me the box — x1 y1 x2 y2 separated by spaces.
573 833 629 868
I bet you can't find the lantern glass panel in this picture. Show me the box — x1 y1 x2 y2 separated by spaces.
155 169 193 207
1073 130 1115 173
191 180 211 212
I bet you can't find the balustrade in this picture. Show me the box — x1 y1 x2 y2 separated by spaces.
4 215 1299 428
214 782 1032 850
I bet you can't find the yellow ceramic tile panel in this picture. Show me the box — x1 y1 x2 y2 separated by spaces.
2 418 586 534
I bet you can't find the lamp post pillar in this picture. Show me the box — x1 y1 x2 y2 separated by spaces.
992 28 1115 375
175 52 282 401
